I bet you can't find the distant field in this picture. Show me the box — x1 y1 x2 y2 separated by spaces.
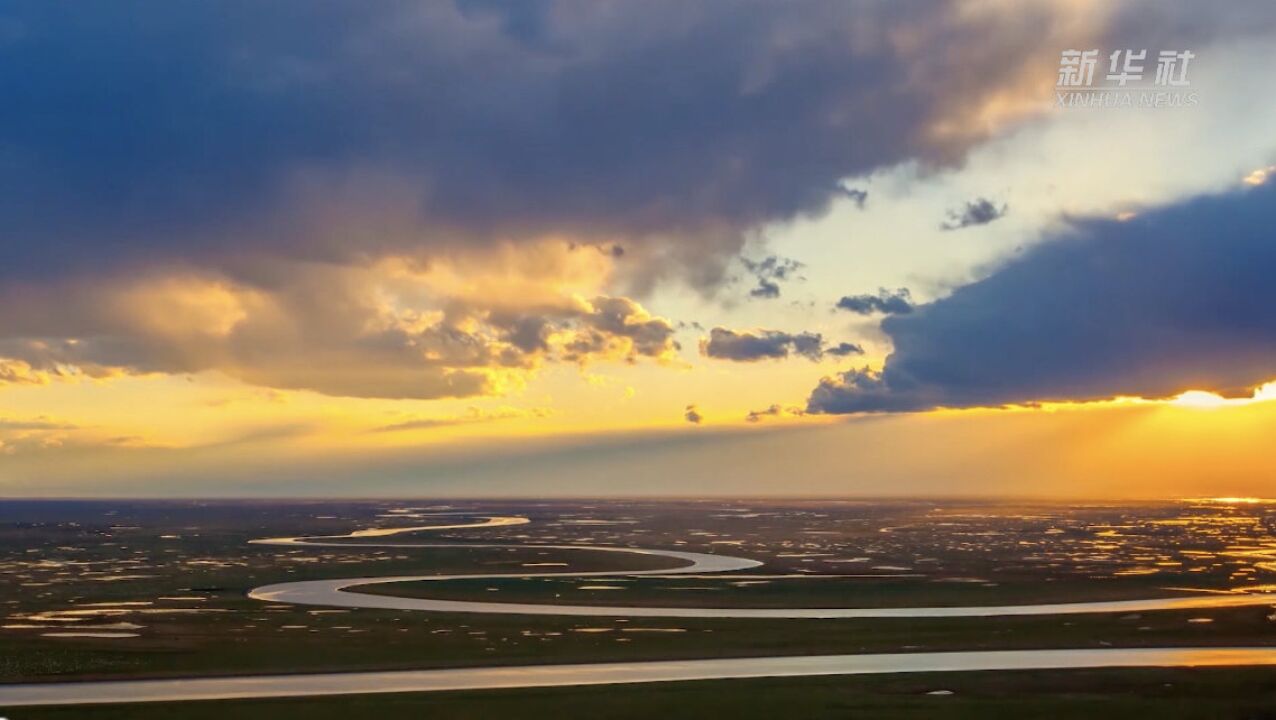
15 667 1276 719
364 574 1211 609
2 499 1275 688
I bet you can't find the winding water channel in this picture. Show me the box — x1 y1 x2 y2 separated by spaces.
5 514 1276 708
5 648 1276 707
248 515 1276 619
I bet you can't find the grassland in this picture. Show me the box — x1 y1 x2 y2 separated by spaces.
3 499 1276 715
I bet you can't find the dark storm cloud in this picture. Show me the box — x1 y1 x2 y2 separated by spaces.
941 198 1008 231
808 182 1276 414
836 288 914 316
3 0 1273 400
0 0 1123 283
701 327 828 362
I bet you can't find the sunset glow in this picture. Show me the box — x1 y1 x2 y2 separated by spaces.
0 2 1274 500
5 5 1276 715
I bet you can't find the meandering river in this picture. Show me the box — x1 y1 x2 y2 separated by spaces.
248 515 1276 619
5 647 1276 707
5 514 1276 708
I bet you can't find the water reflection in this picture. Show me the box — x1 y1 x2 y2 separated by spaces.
4 646 1276 707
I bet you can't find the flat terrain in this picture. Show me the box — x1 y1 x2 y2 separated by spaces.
364 573 1216 608
2 499 1275 714
14 667 1276 720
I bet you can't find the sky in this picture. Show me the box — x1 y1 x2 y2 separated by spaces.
2 1 1276 498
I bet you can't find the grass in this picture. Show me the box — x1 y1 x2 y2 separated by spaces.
364 574 1215 609
4 501 1276 684
4 604 1274 683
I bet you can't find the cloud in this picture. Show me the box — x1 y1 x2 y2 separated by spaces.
0 359 51 386
0 0 1146 291
0 415 80 455
373 406 551 433
700 327 826 362
0 251 679 399
742 255 804 300
941 198 1008 230
826 342 865 357
0 417 76 431
9 0 1028 402
837 186 869 208
808 367 927 414
745 404 805 423
749 279 781 299
684 404 703 424
835 288 914 316
809 181 1276 413
1 2 1270 404
1244 165 1276 186
563 296 680 362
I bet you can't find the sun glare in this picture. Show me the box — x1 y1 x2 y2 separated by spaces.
1171 390 1231 409
1170 382 1276 410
